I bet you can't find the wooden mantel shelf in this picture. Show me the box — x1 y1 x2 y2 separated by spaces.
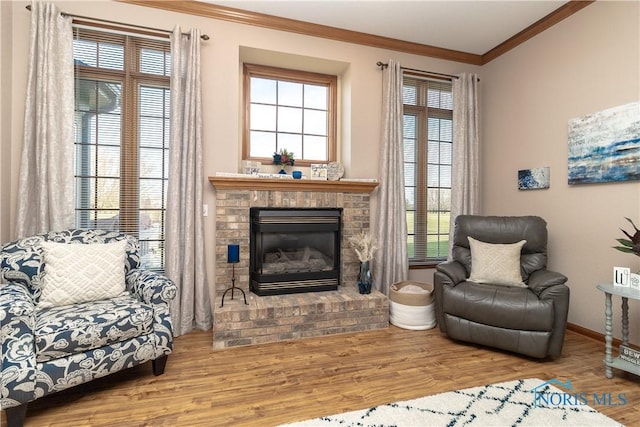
209 176 378 193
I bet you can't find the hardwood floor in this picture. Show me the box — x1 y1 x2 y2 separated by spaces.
2 327 639 427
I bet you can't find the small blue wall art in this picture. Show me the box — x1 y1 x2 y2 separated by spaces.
518 167 550 190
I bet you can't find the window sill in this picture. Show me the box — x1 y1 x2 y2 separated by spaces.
409 263 440 270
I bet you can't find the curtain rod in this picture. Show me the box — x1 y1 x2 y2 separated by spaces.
376 61 458 80
26 5 210 40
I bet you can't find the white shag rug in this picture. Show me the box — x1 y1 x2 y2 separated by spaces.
281 378 623 426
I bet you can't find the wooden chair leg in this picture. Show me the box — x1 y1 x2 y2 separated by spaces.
6 403 28 427
152 355 168 376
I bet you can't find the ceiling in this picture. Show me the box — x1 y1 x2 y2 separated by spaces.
200 0 569 56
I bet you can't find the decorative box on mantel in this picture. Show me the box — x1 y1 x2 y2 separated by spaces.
209 175 389 349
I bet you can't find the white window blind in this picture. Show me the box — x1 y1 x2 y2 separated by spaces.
403 76 453 265
73 28 170 271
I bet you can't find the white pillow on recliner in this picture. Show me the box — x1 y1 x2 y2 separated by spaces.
468 236 527 287
39 240 128 308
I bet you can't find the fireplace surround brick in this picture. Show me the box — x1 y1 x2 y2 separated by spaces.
214 288 388 348
210 178 389 349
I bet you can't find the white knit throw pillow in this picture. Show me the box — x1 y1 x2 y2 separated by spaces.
39 240 128 308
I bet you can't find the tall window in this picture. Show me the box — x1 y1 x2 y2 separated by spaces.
243 63 337 165
73 28 170 270
403 76 453 265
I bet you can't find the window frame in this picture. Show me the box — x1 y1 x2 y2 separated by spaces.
73 27 170 271
403 75 453 267
242 63 337 166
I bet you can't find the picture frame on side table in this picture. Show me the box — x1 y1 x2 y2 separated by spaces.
613 266 631 287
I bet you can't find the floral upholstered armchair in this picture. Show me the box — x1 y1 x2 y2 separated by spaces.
0 229 177 427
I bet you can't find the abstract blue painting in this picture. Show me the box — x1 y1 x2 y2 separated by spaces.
568 102 640 185
518 167 550 190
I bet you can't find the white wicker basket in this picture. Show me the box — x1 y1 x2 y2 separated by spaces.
389 281 436 330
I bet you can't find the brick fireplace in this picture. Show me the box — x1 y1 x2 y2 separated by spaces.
210 176 389 349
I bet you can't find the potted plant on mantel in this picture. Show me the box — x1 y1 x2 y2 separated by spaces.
273 149 295 174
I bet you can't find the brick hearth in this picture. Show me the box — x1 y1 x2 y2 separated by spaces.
214 288 388 349
209 177 389 349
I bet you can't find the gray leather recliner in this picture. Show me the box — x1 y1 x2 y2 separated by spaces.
434 215 570 359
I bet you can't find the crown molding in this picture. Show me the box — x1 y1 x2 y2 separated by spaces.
481 1 594 64
117 0 481 64
118 0 593 66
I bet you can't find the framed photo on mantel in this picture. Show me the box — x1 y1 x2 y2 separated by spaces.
327 162 344 181
310 164 328 180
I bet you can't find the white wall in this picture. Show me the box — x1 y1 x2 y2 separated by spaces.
482 1 640 343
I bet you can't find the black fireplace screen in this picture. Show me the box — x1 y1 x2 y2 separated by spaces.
250 208 342 296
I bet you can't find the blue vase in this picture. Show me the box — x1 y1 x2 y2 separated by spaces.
358 261 372 294
279 168 287 174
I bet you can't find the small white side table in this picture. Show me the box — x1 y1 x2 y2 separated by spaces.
596 283 640 378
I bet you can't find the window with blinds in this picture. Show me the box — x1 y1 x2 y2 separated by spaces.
403 76 453 265
243 63 337 165
73 28 170 271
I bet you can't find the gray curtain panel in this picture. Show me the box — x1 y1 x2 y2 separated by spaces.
15 1 74 239
165 27 212 336
374 60 408 295
449 73 480 259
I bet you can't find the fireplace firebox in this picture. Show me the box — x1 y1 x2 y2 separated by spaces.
250 207 342 296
